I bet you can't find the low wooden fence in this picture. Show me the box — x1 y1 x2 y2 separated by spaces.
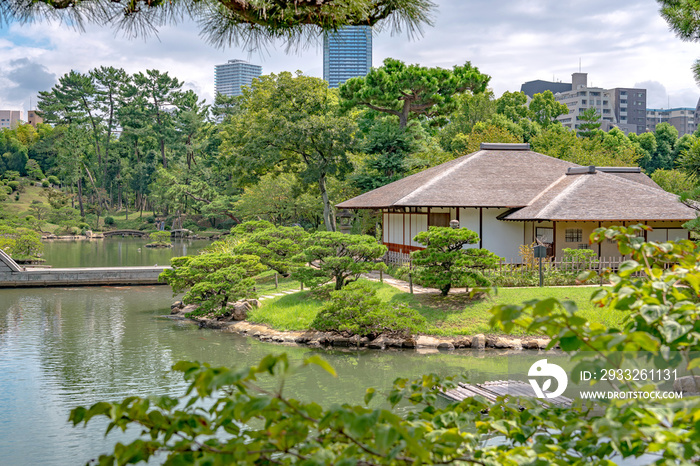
383 252 665 286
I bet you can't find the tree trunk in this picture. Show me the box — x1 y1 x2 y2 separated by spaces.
399 100 410 128
77 178 85 217
319 173 335 232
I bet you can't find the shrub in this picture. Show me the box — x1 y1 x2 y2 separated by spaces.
7 181 19 192
148 231 171 244
41 179 49 188
0 226 43 259
47 175 59 186
146 216 156 223
233 221 310 276
159 253 266 316
411 226 500 296
2 170 19 181
79 222 90 230
103 216 115 225
294 231 387 290
3 186 11 195
311 281 426 337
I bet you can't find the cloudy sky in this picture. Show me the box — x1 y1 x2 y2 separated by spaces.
1 0 699 113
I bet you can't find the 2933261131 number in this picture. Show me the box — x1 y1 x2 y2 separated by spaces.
599 368 678 381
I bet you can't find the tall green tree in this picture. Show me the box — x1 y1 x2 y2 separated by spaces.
528 90 568 127
494 90 529 122
576 107 601 138
339 58 490 128
224 72 356 231
130 69 184 169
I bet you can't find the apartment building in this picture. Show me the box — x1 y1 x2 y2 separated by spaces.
0 110 21 129
646 107 696 136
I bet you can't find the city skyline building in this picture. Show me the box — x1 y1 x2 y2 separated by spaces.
214 59 262 97
647 107 696 136
0 110 21 130
522 73 646 134
323 26 372 88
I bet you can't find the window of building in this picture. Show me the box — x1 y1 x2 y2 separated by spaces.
577 244 591 250
638 93 644 98
581 99 587 104
565 229 583 243
590 91 601 96
621 91 627 95
603 109 610 114
603 100 608 105
596 100 601 105
621 100 627 104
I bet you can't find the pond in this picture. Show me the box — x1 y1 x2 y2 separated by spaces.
0 286 543 465
1 240 648 465
40 238 213 268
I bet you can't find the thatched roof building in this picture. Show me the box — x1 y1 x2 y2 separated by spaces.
337 143 697 260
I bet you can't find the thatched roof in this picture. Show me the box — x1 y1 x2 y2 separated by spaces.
337 143 577 209
337 143 698 222
502 169 696 221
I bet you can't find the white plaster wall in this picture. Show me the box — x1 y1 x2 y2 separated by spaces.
410 214 428 246
389 214 403 244
458 208 480 249
647 228 667 242
383 213 389 243
648 228 688 242
481 209 524 262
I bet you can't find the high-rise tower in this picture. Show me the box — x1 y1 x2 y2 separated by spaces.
323 26 372 88
214 59 262 97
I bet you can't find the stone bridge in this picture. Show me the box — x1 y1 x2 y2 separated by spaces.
0 249 169 288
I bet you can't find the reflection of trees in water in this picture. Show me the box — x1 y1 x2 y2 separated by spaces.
3 286 568 410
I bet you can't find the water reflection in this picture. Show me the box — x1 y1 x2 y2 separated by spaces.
41 238 212 268
0 286 565 465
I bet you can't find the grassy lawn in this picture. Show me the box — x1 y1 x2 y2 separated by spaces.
4 183 47 215
248 280 627 337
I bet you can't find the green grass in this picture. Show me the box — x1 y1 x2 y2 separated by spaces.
3 183 47 215
248 280 627 337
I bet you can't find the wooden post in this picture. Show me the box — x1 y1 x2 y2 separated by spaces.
275 273 278 289
409 262 414 294
379 269 383 283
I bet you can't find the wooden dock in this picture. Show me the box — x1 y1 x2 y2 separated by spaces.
442 380 573 407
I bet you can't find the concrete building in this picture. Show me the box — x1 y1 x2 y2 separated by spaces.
27 110 43 128
646 107 696 136
0 110 21 130
323 26 372 88
614 88 647 134
214 59 262 97
521 73 647 134
520 80 571 98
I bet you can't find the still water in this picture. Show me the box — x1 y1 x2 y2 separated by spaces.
0 239 640 465
41 238 212 268
0 286 536 465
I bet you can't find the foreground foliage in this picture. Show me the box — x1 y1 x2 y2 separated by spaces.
75 226 700 464
2 0 435 49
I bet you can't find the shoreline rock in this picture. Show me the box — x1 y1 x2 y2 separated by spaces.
170 301 553 351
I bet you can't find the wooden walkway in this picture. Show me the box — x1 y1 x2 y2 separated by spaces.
442 380 573 407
